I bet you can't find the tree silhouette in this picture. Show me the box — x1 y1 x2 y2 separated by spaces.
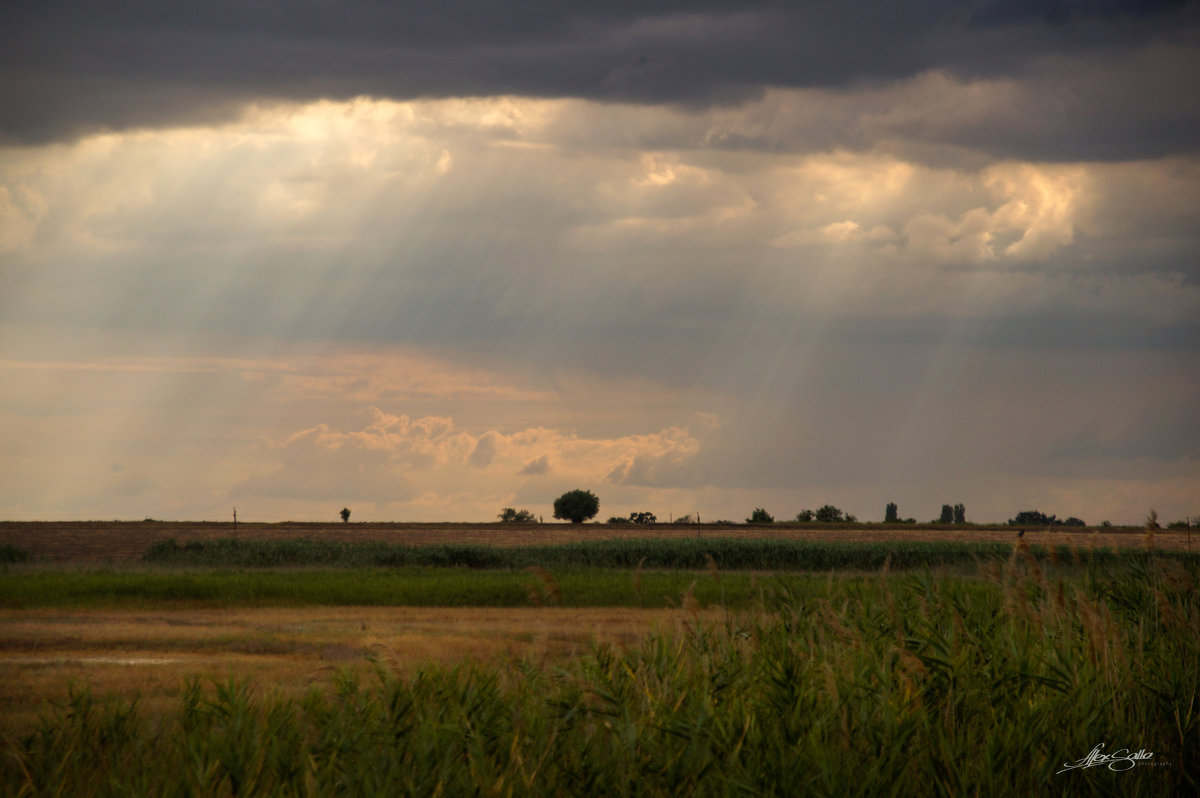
553 489 600 524
815 505 844 523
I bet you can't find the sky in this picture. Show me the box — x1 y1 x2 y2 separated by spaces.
1 1 1198 525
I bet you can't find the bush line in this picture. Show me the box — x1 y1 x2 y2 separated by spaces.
142 536 1200 571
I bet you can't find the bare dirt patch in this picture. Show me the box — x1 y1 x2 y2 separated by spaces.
0 606 700 734
0 520 1191 562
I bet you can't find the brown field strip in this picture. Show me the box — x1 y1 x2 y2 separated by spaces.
0 520 1191 562
0 606 702 735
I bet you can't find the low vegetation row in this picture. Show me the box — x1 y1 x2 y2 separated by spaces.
140 536 1200 571
6 556 1197 795
0 568 755 610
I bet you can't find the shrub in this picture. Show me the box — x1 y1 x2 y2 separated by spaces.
499 508 537 523
795 510 815 522
1009 510 1057 526
814 505 844 523
1009 510 1086 527
553 490 599 524
0 544 30 564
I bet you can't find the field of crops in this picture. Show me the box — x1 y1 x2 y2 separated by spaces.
1 523 1197 794
0 519 1191 562
2 552 1197 795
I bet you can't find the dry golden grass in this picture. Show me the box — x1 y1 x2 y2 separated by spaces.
0 606 706 735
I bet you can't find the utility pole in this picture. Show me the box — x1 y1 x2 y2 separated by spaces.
233 507 237 534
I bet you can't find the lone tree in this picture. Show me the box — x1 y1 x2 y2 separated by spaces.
885 503 899 524
340 507 351 523
553 489 600 524
747 508 774 524
815 504 845 523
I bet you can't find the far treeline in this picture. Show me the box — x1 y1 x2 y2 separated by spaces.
478 490 1194 529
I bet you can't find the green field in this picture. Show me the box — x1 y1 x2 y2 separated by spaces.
141 535 1198 570
2 541 1197 795
1 567 771 610
4 537 1195 611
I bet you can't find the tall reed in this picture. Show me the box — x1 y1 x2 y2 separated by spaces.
5 559 1196 796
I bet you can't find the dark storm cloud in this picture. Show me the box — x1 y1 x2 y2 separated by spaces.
3 0 1198 159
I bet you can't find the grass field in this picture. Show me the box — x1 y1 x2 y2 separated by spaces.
0 567 776 610
1 519 1192 562
1 523 1197 794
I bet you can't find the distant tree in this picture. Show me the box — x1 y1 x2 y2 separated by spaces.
673 513 695 524
499 507 537 523
553 489 599 524
630 511 657 525
747 508 774 524
953 503 966 524
939 505 954 524
1008 510 1086 527
607 516 632 524
340 507 351 523
795 509 815 522
815 504 844 523
885 503 899 524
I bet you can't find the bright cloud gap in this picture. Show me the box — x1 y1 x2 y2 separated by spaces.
0 88 1197 526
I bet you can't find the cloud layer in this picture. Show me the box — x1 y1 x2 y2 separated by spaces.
4 1 1199 160
1 3 1197 524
